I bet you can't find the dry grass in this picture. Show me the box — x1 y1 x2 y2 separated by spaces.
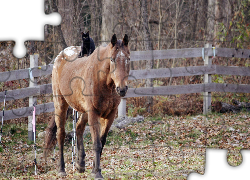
1 111 249 179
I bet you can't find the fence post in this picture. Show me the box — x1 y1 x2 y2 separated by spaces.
28 54 39 141
203 44 212 115
118 98 126 117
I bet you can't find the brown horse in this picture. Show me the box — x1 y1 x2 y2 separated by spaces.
44 34 130 179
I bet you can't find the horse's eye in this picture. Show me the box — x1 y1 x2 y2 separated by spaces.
110 58 115 63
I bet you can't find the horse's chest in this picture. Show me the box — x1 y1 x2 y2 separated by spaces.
93 95 116 116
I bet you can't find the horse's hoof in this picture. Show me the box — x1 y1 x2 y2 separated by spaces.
91 168 103 179
95 178 104 180
90 172 95 177
76 163 85 173
58 171 67 176
94 172 104 180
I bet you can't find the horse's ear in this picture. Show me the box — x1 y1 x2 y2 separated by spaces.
81 32 83 35
123 34 129 46
111 34 117 47
86 31 89 35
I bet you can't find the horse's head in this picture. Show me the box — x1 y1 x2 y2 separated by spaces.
109 34 130 97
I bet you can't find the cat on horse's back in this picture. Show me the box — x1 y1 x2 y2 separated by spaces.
79 31 95 57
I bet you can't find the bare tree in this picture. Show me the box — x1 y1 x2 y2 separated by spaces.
214 0 223 47
172 0 184 68
206 0 215 44
156 0 162 69
141 0 154 113
101 0 118 43
48 0 67 59
88 0 102 45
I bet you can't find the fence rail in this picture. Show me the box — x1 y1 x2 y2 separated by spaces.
125 83 250 98
130 47 250 60
0 45 250 122
0 84 52 103
1 47 250 83
0 64 53 82
1 102 54 121
1 65 249 103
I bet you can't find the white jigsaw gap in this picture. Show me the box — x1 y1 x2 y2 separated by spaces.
0 0 61 58
189 149 250 180
64 46 77 57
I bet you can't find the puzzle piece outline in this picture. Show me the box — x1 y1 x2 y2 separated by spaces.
0 0 61 58
0 2 250 179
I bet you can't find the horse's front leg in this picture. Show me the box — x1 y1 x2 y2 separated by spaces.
76 113 88 173
92 109 117 175
88 110 103 179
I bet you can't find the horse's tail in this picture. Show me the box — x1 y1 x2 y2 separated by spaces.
43 117 57 161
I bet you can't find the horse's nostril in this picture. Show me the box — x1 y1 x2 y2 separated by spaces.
116 86 128 97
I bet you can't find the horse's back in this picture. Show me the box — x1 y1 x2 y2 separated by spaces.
52 46 82 95
52 46 91 79
53 46 81 67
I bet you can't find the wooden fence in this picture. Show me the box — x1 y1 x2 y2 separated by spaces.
0 44 250 139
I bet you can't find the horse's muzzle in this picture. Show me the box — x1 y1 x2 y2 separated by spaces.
116 86 128 97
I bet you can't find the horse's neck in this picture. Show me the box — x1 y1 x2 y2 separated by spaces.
92 44 113 88
97 44 111 60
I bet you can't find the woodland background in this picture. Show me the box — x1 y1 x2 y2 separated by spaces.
0 0 249 123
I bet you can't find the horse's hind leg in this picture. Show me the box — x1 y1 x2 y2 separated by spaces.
54 96 69 176
76 112 88 173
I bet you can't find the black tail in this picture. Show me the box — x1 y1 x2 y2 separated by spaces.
43 117 57 161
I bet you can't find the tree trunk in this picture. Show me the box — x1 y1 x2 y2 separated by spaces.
49 0 67 59
171 0 179 69
101 0 114 43
89 0 102 45
224 0 233 42
172 0 184 68
157 0 162 69
206 0 215 44
71 0 83 46
191 0 198 40
141 0 153 113
197 0 208 40
214 0 223 47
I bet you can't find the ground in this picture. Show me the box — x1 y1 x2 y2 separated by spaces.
0 111 249 179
